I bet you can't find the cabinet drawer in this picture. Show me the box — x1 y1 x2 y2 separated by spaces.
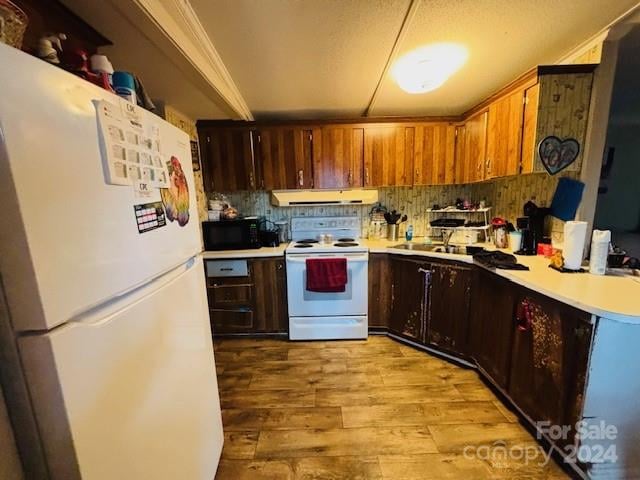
210 309 254 334
205 259 249 278
209 285 253 308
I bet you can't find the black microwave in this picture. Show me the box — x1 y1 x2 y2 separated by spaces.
202 217 263 251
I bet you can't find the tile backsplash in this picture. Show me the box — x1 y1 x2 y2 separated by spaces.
213 172 577 240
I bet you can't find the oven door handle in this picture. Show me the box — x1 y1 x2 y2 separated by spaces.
286 254 368 263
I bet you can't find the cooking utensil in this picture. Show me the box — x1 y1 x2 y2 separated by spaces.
399 215 408 224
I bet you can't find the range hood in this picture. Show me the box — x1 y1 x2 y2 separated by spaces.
270 189 379 207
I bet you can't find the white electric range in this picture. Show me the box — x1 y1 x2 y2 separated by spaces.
285 216 368 340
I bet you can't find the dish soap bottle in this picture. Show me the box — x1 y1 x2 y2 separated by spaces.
405 224 414 241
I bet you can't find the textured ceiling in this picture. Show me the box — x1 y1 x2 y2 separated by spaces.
192 0 640 119
191 0 410 118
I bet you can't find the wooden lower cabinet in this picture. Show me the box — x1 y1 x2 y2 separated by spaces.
389 256 429 342
508 289 593 444
251 257 288 333
468 267 517 389
427 262 473 356
206 257 288 335
368 254 392 329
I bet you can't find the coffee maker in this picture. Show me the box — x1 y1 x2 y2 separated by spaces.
516 201 550 255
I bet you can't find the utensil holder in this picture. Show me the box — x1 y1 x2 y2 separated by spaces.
387 224 398 241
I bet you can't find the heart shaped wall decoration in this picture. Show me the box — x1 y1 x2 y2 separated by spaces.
538 136 580 175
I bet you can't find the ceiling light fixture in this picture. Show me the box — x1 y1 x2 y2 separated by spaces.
392 43 468 94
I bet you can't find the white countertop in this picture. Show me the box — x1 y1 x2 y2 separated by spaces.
481 255 640 323
365 238 640 323
201 239 640 322
202 244 287 259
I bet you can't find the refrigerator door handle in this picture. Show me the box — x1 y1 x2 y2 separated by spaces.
69 257 196 327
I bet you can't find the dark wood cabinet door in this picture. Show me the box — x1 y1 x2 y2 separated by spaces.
211 309 254 334
363 126 414 186
427 262 473 356
313 126 364 189
256 127 313 190
509 291 593 442
486 89 525 178
389 256 429 342
368 254 392 329
413 123 456 185
199 127 256 191
251 258 288 333
468 267 516 389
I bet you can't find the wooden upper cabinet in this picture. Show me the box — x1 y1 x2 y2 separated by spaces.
520 83 540 174
462 111 488 183
453 124 466 184
413 123 456 185
256 127 313 190
486 89 526 178
313 126 364 189
363 125 414 187
199 127 256 192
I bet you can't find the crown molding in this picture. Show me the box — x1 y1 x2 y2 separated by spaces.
133 0 253 120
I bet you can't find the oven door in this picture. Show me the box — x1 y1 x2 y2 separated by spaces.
286 252 368 317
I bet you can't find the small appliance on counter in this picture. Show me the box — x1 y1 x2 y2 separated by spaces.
258 219 281 247
516 200 550 255
274 220 289 243
202 216 264 251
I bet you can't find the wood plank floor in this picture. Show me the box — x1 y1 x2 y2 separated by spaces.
213 336 571 480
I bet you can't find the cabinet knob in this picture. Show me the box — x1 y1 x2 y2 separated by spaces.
348 169 353 186
298 169 304 187
365 167 370 185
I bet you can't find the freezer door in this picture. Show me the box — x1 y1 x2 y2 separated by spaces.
18 259 223 480
0 44 202 331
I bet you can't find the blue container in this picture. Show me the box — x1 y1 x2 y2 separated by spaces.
405 224 414 241
112 71 136 104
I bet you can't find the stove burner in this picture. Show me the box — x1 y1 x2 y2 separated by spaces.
293 244 313 248
338 238 355 242
297 239 318 244
334 242 359 247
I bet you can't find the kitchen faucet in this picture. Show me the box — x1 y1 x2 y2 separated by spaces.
442 228 454 249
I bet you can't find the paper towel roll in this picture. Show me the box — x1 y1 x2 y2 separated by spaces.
563 221 588 270
589 229 611 275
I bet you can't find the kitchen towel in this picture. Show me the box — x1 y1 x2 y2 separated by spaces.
550 177 585 221
306 258 348 293
563 221 588 270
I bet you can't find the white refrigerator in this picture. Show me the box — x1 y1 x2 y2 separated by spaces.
0 43 223 479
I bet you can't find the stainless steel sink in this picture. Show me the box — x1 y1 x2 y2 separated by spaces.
390 243 468 255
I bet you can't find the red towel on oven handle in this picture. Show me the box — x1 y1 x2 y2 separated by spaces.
305 258 348 293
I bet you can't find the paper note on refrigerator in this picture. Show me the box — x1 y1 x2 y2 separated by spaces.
95 99 169 188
